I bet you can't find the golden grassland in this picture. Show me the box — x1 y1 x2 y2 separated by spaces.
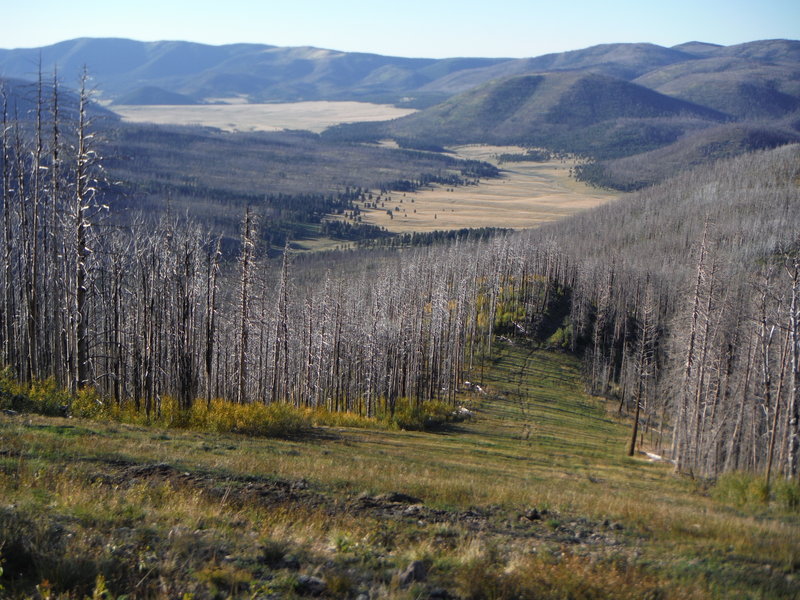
349 146 619 233
110 101 417 133
1 342 798 598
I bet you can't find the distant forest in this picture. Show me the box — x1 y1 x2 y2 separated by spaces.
101 124 499 252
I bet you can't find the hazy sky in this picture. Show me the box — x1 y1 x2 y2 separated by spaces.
4 0 798 58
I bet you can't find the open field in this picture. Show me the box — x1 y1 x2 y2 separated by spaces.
352 146 619 232
110 101 417 133
2 342 797 598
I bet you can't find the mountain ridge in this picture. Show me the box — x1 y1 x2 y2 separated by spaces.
1 37 797 107
3 36 798 189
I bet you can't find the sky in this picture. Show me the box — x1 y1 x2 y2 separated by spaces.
3 0 798 58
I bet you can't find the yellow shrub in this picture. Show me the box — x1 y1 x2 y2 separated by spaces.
70 387 107 418
190 399 310 437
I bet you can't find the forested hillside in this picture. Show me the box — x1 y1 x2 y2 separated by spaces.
526 145 800 477
101 124 498 249
2 67 798 482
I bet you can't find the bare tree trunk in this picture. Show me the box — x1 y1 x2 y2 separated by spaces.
205 238 221 406
74 72 92 390
673 220 710 471
236 208 256 404
787 258 800 479
766 327 791 484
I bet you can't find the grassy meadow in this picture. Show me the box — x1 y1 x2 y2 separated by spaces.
110 101 417 133
1 342 797 598
346 146 618 233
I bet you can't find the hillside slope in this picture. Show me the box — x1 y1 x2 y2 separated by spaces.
2 343 797 598
0 37 505 105
361 71 728 158
2 38 797 110
634 56 800 118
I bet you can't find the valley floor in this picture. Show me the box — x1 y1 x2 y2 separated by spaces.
1 342 798 598
110 101 417 133
350 146 618 233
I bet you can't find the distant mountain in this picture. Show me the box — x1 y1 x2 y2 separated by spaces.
0 76 119 122
1 37 797 111
417 42 697 96
324 38 799 178
2 36 798 189
634 58 800 118
328 71 728 158
0 38 506 106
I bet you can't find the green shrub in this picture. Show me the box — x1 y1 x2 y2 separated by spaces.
712 472 800 511
712 472 763 506
306 407 379 429
772 478 800 511
546 323 573 349
382 398 458 431
0 373 70 417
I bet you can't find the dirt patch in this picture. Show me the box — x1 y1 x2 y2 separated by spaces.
96 460 632 551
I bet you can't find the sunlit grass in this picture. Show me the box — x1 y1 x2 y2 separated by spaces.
1 341 798 598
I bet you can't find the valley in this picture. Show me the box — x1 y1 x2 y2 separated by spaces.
350 146 617 232
111 100 417 133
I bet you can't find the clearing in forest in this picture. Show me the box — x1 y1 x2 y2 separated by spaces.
2 342 797 598
110 101 417 133
352 145 619 232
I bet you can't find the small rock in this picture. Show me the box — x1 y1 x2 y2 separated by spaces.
355 594 370 600
523 508 541 521
355 493 380 508
399 560 429 586
403 504 423 516
378 491 422 504
2 409 18 416
296 575 326 596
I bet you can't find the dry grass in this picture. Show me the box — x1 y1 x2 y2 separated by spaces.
110 101 416 133
1 343 798 598
352 145 619 232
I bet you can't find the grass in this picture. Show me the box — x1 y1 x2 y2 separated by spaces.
0 341 798 598
349 145 618 233
110 101 417 133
